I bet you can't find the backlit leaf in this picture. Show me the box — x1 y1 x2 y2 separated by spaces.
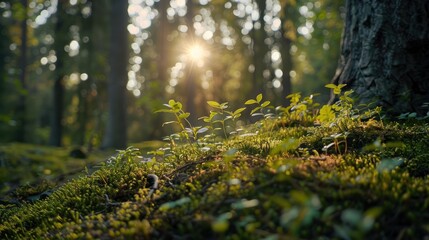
245 99 257 105
256 94 263 103
207 101 221 108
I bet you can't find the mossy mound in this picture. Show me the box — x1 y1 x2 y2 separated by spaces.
1 120 429 239
406 154 429 177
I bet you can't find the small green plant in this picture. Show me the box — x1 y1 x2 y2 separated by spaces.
278 92 320 126
107 146 142 166
200 101 246 139
318 84 353 130
156 100 197 144
245 94 273 119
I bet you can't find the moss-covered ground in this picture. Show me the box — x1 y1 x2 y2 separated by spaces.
1 116 429 239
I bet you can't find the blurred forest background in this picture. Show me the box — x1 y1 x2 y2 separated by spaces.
0 0 344 148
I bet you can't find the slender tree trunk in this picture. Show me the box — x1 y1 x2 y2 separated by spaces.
279 32 293 102
75 2 94 146
184 0 198 125
15 0 28 142
102 0 128 149
49 0 67 146
144 0 170 140
85 0 109 151
156 0 169 88
0 16 8 110
279 2 297 104
332 0 429 115
250 0 268 99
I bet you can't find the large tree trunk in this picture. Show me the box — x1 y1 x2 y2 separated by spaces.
333 0 429 115
102 0 128 149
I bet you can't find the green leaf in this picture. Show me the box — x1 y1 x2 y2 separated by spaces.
376 158 404 172
231 199 259 210
287 93 301 104
155 109 174 113
261 101 271 108
159 197 191 211
212 219 229 233
251 112 264 117
325 83 337 89
250 107 262 115
256 94 263 103
338 84 347 89
233 107 246 115
212 212 233 233
333 87 342 95
179 112 190 119
207 101 221 108
408 112 417 118
162 121 177 126
168 99 176 106
341 209 362 225
245 99 257 105
196 127 209 134
171 101 182 111
270 138 300 155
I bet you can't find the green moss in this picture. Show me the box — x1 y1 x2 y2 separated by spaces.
406 154 429 177
1 119 429 239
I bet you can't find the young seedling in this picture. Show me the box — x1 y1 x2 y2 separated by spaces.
245 94 273 119
278 93 320 125
156 99 195 145
201 101 245 139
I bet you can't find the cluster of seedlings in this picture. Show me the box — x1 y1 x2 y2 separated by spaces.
1 85 429 239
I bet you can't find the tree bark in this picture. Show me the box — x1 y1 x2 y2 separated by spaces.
184 0 198 125
49 0 67 146
75 2 93 146
332 0 429 115
102 0 128 149
156 0 169 89
250 0 269 99
279 20 293 103
15 0 28 142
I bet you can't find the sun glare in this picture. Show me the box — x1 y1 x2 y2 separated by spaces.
187 44 207 62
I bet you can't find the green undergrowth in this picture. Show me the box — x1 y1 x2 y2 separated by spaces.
1 86 429 239
0 143 111 195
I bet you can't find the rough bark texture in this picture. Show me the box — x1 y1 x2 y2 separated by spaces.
102 0 128 149
333 0 429 115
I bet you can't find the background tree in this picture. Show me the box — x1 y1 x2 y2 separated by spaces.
49 0 67 146
0 3 11 129
332 0 429 115
15 0 28 142
102 0 128 149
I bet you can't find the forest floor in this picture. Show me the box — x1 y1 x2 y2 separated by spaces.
1 109 429 239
